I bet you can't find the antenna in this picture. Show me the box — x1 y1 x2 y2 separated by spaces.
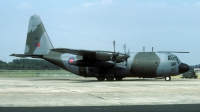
123 44 126 54
143 46 145 52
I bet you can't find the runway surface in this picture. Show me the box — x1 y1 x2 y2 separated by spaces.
0 104 200 112
0 77 200 111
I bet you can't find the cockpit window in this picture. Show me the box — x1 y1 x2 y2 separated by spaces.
168 55 180 64
175 56 180 64
168 55 175 60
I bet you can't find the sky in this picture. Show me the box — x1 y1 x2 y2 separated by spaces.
0 0 200 65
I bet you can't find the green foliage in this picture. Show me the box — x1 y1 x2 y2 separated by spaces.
0 59 61 70
194 64 200 68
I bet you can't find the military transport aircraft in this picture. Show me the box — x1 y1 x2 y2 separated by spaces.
10 15 189 81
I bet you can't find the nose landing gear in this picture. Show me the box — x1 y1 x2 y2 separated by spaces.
165 76 171 81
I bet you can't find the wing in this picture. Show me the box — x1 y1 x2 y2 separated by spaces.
10 54 42 58
51 48 99 60
51 48 95 55
51 48 129 62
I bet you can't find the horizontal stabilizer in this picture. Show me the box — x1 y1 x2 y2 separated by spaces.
10 53 43 58
157 51 189 54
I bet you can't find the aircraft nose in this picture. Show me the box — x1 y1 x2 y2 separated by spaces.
179 63 189 74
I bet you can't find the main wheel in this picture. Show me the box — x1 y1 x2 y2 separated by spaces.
97 77 105 81
106 77 114 81
115 77 123 81
165 76 171 81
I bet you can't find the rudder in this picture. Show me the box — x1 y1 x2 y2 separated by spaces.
24 15 53 55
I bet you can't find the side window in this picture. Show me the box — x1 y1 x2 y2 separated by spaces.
171 62 176 66
155 61 158 65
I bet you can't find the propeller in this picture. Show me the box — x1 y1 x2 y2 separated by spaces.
123 44 128 66
127 49 130 56
122 43 131 67
112 40 119 67
124 44 130 67
111 41 130 67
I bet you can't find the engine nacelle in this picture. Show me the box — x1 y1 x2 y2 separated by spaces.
95 52 112 61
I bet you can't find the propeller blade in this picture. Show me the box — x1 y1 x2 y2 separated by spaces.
112 40 117 68
127 49 130 56
113 40 115 53
124 48 130 67
123 44 126 54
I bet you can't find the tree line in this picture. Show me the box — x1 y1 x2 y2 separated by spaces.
0 59 61 70
190 64 200 70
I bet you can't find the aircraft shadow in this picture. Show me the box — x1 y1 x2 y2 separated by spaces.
29 77 196 83
68 78 197 83
30 78 71 81
68 78 166 83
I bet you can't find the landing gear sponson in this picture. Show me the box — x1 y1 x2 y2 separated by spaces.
97 77 172 81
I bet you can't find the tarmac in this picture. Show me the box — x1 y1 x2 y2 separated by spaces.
0 76 200 111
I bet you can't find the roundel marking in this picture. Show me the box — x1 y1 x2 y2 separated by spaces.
68 57 75 64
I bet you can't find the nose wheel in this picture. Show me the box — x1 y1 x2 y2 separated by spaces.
165 76 171 81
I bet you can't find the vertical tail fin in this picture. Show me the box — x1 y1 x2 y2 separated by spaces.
24 15 53 55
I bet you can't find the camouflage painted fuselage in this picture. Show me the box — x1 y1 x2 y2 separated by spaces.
42 51 185 79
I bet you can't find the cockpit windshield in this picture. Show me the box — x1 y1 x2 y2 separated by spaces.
168 54 180 64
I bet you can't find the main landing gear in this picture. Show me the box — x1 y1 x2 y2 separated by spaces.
115 77 123 81
106 77 114 81
165 76 171 81
97 77 105 81
97 77 123 81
